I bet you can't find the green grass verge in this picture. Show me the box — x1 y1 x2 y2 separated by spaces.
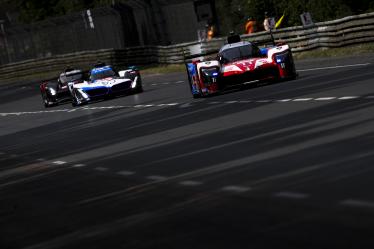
139 43 374 74
293 43 374 60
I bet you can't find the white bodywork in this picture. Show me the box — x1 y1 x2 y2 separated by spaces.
72 77 132 90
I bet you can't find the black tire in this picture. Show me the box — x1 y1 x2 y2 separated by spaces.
134 76 143 93
71 90 81 107
136 84 143 93
42 92 52 108
42 83 59 108
191 85 203 98
71 96 82 107
192 93 201 99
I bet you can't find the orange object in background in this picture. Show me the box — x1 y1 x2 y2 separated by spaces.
207 25 214 40
245 18 256 34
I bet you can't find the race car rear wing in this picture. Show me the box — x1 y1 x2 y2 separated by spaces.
183 31 279 63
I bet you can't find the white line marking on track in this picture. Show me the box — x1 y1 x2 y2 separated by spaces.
2 94 372 119
73 164 86 167
243 80 259 85
340 199 374 209
180 103 192 108
179 180 203 186
176 81 184 83
293 98 313 102
338 96 360 100
221 185 251 193
151 83 157 86
256 100 272 103
298 63 370 72
314 97 336 101
117 170 135 176
156 103 178 106
52 161 67 165
276 99 292 102
274 192 309 199
95 167 108 171
147 175 168 181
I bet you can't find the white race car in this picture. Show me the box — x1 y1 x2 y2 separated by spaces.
69 63 143 106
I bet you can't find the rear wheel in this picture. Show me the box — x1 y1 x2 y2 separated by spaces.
134 76 143 93
135 83 143 93
284 50 297 80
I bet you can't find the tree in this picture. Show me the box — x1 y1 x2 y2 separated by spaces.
2 0 374 28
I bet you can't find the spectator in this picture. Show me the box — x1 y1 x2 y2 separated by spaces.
206 24 214 41
263 12 271 31
244 17 256 34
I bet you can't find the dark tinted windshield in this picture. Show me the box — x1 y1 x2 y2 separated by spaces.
60 73 83 84
90 68 117 81
220 45 259 63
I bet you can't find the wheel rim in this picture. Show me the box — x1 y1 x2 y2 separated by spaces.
43 94 49 106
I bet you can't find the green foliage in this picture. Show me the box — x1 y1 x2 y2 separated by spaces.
215 0 374 36
7 0 117 23
3 0 374 29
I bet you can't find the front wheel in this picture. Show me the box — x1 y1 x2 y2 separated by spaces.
42 92 53 108
191 85 203 98
192 92 201 99
71 96 82 107
71 90 82 107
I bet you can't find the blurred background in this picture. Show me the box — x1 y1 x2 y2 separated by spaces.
0 0 373 65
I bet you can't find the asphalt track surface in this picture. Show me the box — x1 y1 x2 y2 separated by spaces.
1 55 374 249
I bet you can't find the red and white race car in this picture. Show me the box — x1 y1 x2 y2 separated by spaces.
186 35 297 98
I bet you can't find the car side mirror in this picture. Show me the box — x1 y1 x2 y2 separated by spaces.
260 48 268 57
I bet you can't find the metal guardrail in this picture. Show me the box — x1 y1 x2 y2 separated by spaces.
1 12 374 84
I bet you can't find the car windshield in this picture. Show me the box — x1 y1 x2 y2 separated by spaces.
90 68 117 81
220 45 258 63
60 73 83 84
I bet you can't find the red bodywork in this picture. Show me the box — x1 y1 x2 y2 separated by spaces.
186 43 296 98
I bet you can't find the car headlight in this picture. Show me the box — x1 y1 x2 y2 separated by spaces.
49 88 56 95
